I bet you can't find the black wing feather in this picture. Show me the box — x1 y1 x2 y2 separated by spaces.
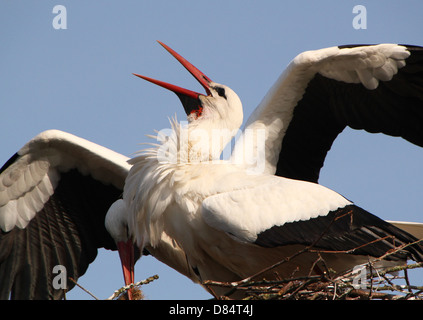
0 169 121 299
255 204 423 263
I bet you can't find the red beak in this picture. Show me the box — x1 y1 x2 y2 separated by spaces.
133 41 213 116
117 240 135 300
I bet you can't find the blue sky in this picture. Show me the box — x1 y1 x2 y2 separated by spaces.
1 1 422 300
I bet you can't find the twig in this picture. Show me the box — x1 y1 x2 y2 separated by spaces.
308 236 395 255
404 268 412 295
374 239 423 262
203 274 324 289
368 261 374 300
107 275 159 300
368 262 423 278
68 277 100 300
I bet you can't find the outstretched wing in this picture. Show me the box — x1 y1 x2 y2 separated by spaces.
202 175 423 263
234 44 423 182
0 130 130 299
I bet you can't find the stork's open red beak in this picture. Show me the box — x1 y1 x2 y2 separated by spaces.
117 240 135 300
133 41 213 116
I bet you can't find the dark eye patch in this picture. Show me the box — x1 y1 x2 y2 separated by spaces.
215 87 227 99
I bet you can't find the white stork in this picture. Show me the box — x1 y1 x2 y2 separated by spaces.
0 42 422 299
123 42 423 297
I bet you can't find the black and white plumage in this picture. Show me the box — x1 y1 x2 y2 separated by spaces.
234 44 423 181
276 44 423 183
1 42 423 299
0 130 131 299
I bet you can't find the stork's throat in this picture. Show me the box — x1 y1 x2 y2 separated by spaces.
175 93 203 117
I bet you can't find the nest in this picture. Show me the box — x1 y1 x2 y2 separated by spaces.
197 229 423 300
203 261 423 300
71 238 423 300
109 260 423 300
109 247 423 300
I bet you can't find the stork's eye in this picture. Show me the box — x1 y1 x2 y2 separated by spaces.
215 87 227 99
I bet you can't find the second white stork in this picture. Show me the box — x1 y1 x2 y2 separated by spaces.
118 42 423 297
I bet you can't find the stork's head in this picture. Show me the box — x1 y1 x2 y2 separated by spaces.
133 41 243 137
105 199 140 300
